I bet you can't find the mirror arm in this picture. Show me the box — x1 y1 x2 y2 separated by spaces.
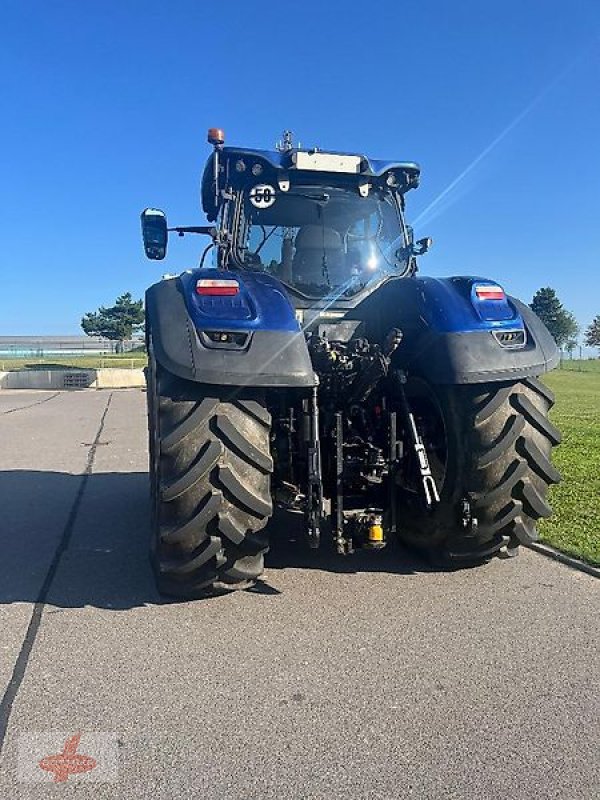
168 226 217 238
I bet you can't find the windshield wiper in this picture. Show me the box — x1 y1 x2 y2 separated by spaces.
289 192 330 203
255 225 280 255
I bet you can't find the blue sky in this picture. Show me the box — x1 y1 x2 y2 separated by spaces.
1 0 599 340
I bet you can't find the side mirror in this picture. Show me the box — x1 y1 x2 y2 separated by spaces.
395 236 433 263
141 208 168 260
412 237 432 256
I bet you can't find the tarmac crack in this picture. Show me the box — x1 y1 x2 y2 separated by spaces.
0 392 114 755
1 392 61 414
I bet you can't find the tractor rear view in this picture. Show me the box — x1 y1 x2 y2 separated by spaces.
141 129 560 597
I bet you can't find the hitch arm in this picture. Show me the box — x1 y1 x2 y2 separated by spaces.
396 372 440 509
304 386 324 548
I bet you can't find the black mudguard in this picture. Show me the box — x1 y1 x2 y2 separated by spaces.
348 276 559 385
406 299 559 384
146 277 316 388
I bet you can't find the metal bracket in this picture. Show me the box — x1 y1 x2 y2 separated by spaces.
460 496 478 532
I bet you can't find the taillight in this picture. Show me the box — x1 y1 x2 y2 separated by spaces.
475 284 505 301
196 279 240 296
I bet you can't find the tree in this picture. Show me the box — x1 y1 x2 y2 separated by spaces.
530 288 579 349
81 293 144 353
563 312 580 358
585 315 600 352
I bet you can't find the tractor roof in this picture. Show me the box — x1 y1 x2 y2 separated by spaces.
220 146 420 180
201 144 420 219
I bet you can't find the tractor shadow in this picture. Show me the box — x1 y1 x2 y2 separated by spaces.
0 469 436 611
0 470 158 611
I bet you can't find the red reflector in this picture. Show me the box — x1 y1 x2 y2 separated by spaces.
196 279 239 296
475 285 505 301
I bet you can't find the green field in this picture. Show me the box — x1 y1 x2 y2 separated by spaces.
0 354 147 371
540 368 600 565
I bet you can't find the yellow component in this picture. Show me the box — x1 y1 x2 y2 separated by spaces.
368 524 384 543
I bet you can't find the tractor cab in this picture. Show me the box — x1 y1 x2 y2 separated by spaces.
200 130 430 302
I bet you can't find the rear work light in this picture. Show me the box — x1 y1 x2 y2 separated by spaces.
474 284 506 301
196 279 240 296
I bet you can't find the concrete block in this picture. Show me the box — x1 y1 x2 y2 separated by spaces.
94 368 146 388
0 368 146 390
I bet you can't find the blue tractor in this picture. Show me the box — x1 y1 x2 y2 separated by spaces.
141 128 560 598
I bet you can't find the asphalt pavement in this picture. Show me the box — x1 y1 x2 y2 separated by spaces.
0 389 598 799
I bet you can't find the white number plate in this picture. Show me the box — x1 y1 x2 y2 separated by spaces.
292 151 362 174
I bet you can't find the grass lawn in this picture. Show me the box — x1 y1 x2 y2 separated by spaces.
0 354 147 371
555 358 600 373
539 368 600 566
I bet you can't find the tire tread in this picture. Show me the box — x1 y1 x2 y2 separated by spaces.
396 376 560 564
148 364 272 597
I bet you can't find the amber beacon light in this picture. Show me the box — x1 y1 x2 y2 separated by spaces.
207 127 225 146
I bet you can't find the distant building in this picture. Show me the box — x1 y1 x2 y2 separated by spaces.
0 336 143 356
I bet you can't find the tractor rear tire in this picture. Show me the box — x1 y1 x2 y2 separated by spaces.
395 376 561 565
147 353 273 598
